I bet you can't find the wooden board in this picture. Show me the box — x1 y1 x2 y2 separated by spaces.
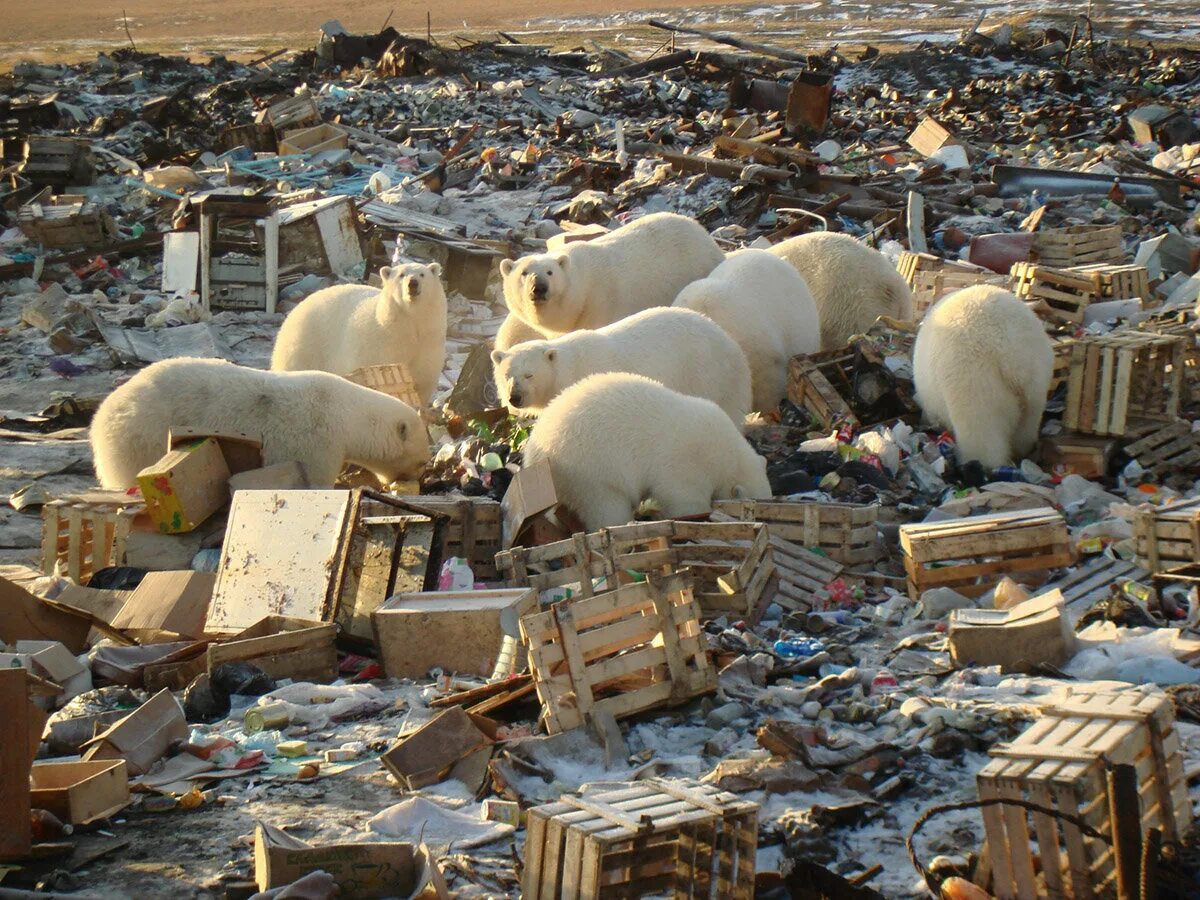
207 616 338 683
393 495 502 580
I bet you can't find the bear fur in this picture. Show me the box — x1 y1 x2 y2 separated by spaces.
490 307 752 428
494 312 545 352
769 232 914 350
270 262 447 405
913 285 1053 470
500 212 723 338
520 373 772 531
90 358 430 489
673 248 820 411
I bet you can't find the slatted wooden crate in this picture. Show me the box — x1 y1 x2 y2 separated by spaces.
1031 224 1124 268
17 195 118 249
1063 332 1185 437
899 507 1073 600
1124 421 1200 478
520 571 717 735
898 251 1008 319
978 690 1190 900
19 136 95 188
392 495 501 580
1138 307 1200 394
1132 497 1200 572
524 779 757 899
41 496 145 584
1011 262 1150 326
265 89 322 134
344 362 422 408
713 498 878 565
787 339 919 432
788 356 859 430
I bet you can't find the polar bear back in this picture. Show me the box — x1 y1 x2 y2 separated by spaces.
673 248 820 411
271 284 378 372
770 232 913 350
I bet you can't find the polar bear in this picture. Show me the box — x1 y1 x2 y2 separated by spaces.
271 262 447 406
770 232 913 350
520 373 772 530
90 358 430 489
913 285 1053 470
494 313 544 352
673 249 820 412
490 307 752 428
500 212 723 338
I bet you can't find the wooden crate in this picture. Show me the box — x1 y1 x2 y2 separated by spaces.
392 495 501 580
207 616 338 683
1124 421 1200 478
713 498 878 565
1031 224 1124 268
520 571 717 735
41 495 145 584
1138 308 1200 395
29 760 130 825
498 520 775 621
524 779 757 899
1132 497 1200 572
898 507 1073 600
20 136 95 188
345 363 422 408
788 356 858 430
1063 332 1185 437
1011 263 1150 325
265 89 321 133
787 339 919 432
17 194 117 249
898 251 1007 319
978 690 1190 900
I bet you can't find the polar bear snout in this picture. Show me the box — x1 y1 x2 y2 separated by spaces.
529 276 549 303
508 386 525 407
406 275 422 298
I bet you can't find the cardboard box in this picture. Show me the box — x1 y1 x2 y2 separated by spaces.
254 822 448 898
501 461 582 549
372 588 536 679
137 438 231 534
81 688 188 775
207 616 337 683
380 706 495 790
168 426 264 475
0 640 91 701
0 575 94 654
228 461 310 494
111 571 216 641
30 759 130 825
948 590 1075 673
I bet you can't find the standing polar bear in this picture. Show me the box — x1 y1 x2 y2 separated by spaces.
90 358 430 489
500 212 723 339
521 373 772 531
770 232 913 350
271 262 447 406
490 307 752 428
673 249 820 411
913 286 1053 470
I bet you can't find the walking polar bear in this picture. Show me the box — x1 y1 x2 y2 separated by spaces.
90 358 430 489
490 307 752 428
498 212 723 343
673 249 820 411
520 373 772 531
913 286 1053 470
770 232 913 350
271 262 447 406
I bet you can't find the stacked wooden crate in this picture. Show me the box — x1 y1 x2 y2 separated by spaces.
1138 307 1200 395
897 251 1007 319
1011 262 1150 325
1031 224 1124 268
19 136 95 188
1062 332 1185 436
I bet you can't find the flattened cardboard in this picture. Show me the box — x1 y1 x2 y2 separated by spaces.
81 687 188 775
380 706 495 790
949 589 1075 673
111 571 216 640
168 426 264 474
0 669 34 860
0 640 90 701
0 575 93 654
137 438 231 534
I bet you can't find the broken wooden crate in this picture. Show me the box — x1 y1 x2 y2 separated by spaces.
19 136 95 188
1137 307 1200 394
899 507 1073 600
1010 262 1150 325
520 571 716 735
896 251 1007 319
17 194 118 249
208 616 338 683
263 89 321 134
393 495 501 580
978 690 1190 900
524 779 757 899
1133 497 1200 572
1063 332 1185 437
1031 224 1125 268
41 494 145 583
787 336 919 432
1124 421 1200 478
713 498 878 565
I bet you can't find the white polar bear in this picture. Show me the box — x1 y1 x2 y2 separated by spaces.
520 373 772 531
500 212 723 338
270 262 447 406
90 358 430 489
913 285 1053 470
673 249 820 412
770 232 914 350
494 313 544 352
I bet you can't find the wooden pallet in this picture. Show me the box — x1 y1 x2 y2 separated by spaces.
978 690 1190 900
344 363 422 408
520 571 717 735
1124 421 1200 478
1031 224 1124 268
41 495 145 584
897 251 1007 319
391 495 501 580
17 194 117 249
898 507 1073 600
1132 497 1200 572
1040 556 1148 612
498 520 775 622
524 779 757 899
713 498 878 565
1011 263 1149 326
1063 332 1185 437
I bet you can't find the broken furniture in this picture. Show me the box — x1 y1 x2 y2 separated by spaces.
30 759 131 826
896 251 1006 318
1011 262 1151 326
523 779 757 898
394 495 502 580
276 195 364 279
194 191 279 314
977 690 1190 900
714 498 879 565
1133 496 1200 572
899 507 1073 600
1063 332 1185 437
208 616 338 683
41 492 145 583
520 571 716 735
17 191 118 250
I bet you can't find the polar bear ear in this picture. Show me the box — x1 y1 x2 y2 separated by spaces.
500 259 515 276
490 349 507 365
554 254 569 268
380 266 393 282
428 262 442 278
543 348 557 363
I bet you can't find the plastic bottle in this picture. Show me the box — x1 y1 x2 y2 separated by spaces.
773 637 824 658
30 809 73 840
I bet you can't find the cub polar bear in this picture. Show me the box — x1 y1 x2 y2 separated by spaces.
271 262 447 405
673 249 820 411
500 212 723 338
520 373 772 531
490 307 752 428
90 358 429 489
770 232 914 349
913 285 1053 470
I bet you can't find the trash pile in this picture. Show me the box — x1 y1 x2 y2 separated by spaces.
2 12 1200 900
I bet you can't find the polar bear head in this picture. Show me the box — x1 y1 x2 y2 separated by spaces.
380 262 443 310
715 444 772 504
490 341 562 413
499 254 577 333
338 384 431 484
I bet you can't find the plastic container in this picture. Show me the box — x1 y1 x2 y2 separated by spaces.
773 637 824 659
